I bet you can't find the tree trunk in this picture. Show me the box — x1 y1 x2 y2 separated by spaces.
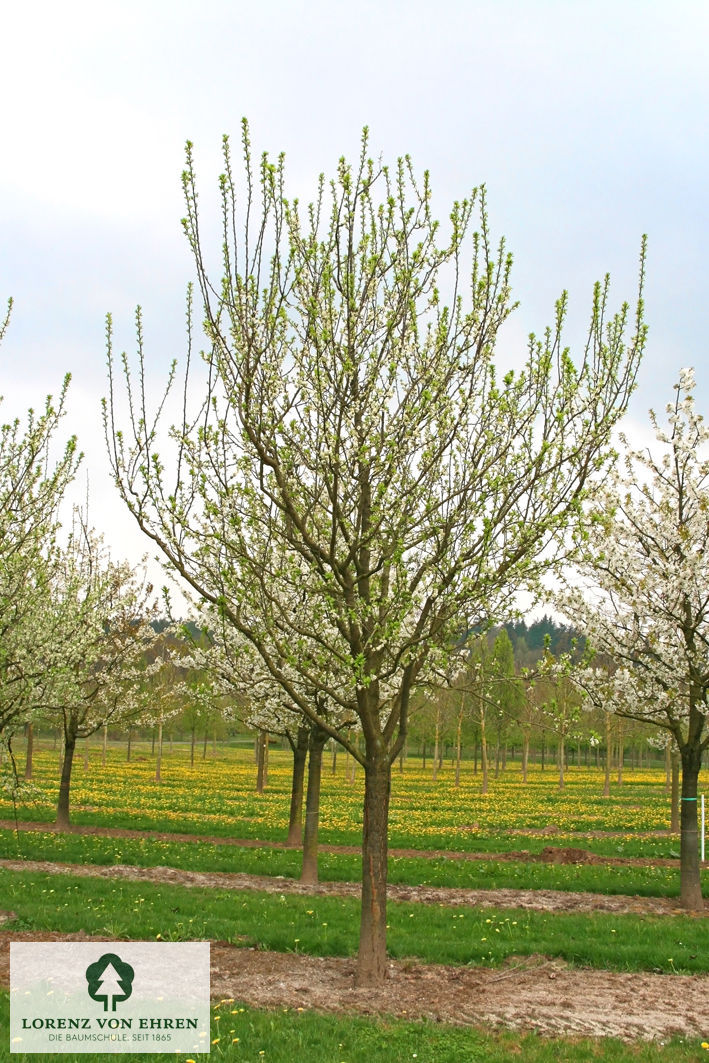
558 735 565 790
679 744 704 910
287 725 309 847
56 731 76 829
24 723 34 781
300 725 327 884
102 722 108 767
671 750 681 832
153 718 162 786
455 710 463 788
155 718 164 783
665 742 671 793
522 733 529 784
190 723 196 767
331 741 337 775
480 709 488 795
616 721 624 784
126 725 132 762
356 753 391 987
432 707 440 782
603 713 611 797
421 740 426 772
256 730 268 793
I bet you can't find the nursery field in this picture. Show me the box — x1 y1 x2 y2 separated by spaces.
0 742 693 845
0 742 708 1061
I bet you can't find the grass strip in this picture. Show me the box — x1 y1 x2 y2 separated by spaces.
2 868 708 974
0 993 703 1063
0 804 688 858
0 829 697 898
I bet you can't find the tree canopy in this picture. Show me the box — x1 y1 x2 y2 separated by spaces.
558 368 709 908
104 123 647 983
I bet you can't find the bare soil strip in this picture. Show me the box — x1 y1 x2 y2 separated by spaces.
0 856 701 916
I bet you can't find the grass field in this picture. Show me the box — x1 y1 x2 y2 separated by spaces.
1 741 707 1060
0 991 703 1063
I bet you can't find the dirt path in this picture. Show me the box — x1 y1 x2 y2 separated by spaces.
0 856 700 915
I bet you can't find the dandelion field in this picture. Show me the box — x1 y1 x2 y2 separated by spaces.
0 740 689 845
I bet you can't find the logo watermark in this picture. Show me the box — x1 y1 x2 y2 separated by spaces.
10 942 210 1053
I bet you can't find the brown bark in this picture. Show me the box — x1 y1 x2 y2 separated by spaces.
455 710 463 788
300 725 328 885
616 720 624 785
480 708 488 795
679 744 703 910
56 732 76 830
286 725 309 847
24 723 34 781
256 731 268 793
155 718 164 784
355 753 391 987
603 713 611 798
671 750 680 832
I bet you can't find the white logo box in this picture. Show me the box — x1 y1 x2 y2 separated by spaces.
10 942 210 1054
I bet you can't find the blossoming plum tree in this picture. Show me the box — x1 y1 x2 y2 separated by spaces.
559 369 709 909
104 124 646 984
0 299 80 740
37 518 158 827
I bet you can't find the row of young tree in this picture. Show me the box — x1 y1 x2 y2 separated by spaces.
0 299 169 823
4 122 707 986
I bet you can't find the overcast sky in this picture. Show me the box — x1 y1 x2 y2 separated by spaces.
1 0 707 597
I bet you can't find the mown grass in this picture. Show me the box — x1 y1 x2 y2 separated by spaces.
1 993 703 1063
2 868 708 974
1 828 703 898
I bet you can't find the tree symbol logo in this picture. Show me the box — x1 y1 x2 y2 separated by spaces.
85 953 135 1011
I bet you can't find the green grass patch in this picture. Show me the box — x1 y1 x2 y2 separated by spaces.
0 993 703 1063
2 868 708 974
0 828 699 899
